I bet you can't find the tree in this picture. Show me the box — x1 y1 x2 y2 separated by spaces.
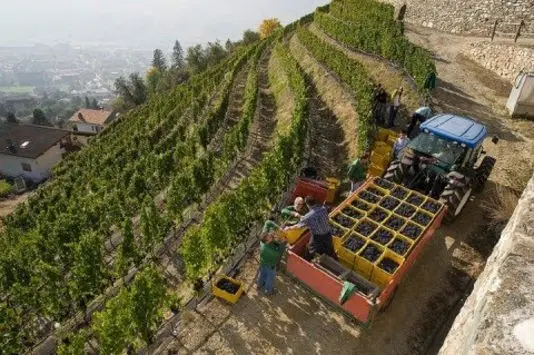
204 41 227 67
6 112 17 124
172 40 185 69
84 96 91 109
186 45 207 73
145 67 162 93
32 108 51 126
114 74 147 111
152 49 167 71
259 18 282 39
92 98 99 109
129 73 147 106
225 39 234 52
115 219 138 276
243 30 261 45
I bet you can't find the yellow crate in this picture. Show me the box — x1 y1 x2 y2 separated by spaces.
398 221 424 243
376 128 390 142
355 241 384 280
387 135 397 146
405 190 428 208
325 177 340 203
367 205 392 225
370 225 396 247
371 249 405 288
374 141 390 151
280 228 307 245
337 233 367 268
349 196 373 214
386 233 415 257
212 276 245 304
370 151 389 168
367 164 385 178
331 225 350 253
385 129 398 139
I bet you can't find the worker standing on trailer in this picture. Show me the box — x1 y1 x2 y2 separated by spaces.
285 196 338 261
281 196 308 226
257 220 286 295
406 106 433 138
347 153 369 193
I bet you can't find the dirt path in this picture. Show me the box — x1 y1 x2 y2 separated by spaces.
309 23 421 113
289 34 360 161
269 47 295 137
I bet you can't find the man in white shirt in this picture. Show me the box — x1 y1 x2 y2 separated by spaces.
394 130 410 158
407 106 433 137
387 87 403 128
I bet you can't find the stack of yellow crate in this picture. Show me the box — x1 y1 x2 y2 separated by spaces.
367 128 398 178
330 177 444 288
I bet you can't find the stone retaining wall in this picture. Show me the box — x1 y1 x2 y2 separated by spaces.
382 0 533 36
439 175 534 355
464 41 534 82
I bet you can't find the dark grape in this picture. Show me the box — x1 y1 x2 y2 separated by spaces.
342 207 363 219
360 244 382 262
395 203 416 218
400 223 423 240
216 279 240 294
379 196 400 211
358 191 380 204
406 193 425 206
389 238 410 255
368 208 388 223
378 258 399 273
391 186 409 199
343 235 366 252
384 215 406 231
329 222 347 237
333 214 356 228
412 211 432 226
374 178 394 190
421 200 441 214
367 187 385 197
371 227 394 245
355 220 378 236
351 199 371 211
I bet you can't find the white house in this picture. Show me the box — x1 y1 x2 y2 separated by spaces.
68 109 116 134
0 124 70 183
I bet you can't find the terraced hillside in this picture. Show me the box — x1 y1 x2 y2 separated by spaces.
3 0 533 354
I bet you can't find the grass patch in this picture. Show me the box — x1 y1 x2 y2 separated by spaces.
0 180 11 197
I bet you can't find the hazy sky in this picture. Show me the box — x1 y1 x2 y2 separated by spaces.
0 0 327 49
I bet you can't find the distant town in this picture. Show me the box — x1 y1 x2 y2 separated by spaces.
0 43 152 125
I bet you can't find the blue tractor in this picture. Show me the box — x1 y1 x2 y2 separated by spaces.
384 114 498 222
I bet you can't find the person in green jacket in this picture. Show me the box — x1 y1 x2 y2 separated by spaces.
257 220 286 295
347 153 369 193
280 196 307 226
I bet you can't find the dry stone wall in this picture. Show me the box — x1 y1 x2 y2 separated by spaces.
439 175 534 355
465 41 534 82
382 0 533 36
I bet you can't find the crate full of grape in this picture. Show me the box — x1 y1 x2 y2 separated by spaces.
371 250 405 288
212 276 245 304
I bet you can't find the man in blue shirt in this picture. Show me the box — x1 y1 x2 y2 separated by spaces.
393 130 411 158
285 196 337 261
407 106 433 138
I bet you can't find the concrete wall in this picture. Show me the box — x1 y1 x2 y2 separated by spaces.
0 143 65 182
439 175 534 355
74 122 102 134
383 0 533 35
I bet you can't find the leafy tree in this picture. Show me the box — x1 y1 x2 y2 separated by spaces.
225 39 234 52
85 96 91 109
205 41 227 67
172 40 185 69
259 18 282 39
129 266 167 344
92 98 99 109
32 108 51 126
6 112 17 124
243 29 261 45
152 49 167 71
145 67 162 93
186 45 207 72
129 73 147 106
114 74 147 110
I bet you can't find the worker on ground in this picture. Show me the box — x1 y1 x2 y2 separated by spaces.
394 129 411 158
281 196 308 226
387 87 403 128
257 220 287 295
347 153 369 193
406 106 433 138
285 196 338 261
373 84 388 125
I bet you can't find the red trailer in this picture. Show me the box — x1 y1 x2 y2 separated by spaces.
284 177 446 327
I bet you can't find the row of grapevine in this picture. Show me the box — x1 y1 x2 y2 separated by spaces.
321 0 436 90
0 46 257 353
296 26 374 153
180 42 308 279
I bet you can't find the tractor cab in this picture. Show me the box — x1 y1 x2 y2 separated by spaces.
385 114 497 221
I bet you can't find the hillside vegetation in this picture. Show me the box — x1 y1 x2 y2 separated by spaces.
0 0 434 353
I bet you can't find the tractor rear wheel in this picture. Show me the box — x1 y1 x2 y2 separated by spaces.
439 179 472 223
474 156 496 192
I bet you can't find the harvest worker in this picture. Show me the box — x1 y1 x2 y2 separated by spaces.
393 130 411 158
406 106 433 138
387 86 404 128
257 220 286 295
281 197 308 226
285 196 338 261
373 84 388 125
347 153 369 193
